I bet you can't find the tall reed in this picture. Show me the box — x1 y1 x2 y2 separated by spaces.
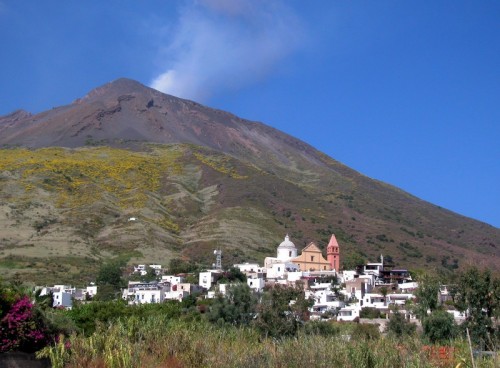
38 316 497 368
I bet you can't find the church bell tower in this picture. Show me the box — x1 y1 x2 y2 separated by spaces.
327 234 340 272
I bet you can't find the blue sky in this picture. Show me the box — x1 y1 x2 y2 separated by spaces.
1 1 499 227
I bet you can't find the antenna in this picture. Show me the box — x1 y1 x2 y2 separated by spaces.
213 249 222 270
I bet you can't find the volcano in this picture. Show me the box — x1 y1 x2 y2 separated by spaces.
0 78 498 284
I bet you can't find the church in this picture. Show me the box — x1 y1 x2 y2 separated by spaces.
264 234 340 276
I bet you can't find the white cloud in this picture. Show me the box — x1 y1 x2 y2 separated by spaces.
150 0 304 101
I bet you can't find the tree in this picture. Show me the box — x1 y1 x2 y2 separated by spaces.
386 310 416 337
360 307 381 319
168 258 197 275
96 260 125 287
218 267 247 284
254 283 313 338
342 252 365 271
207 283 256 326
414 275 440 321
379 286 388 306
95 260 126 301
453 267 499 349
422 310 457 344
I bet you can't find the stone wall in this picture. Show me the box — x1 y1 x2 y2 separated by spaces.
0 352 50 368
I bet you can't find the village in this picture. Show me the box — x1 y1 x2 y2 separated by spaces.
38 233 465 329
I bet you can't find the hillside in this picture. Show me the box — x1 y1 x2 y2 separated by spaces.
0 79 498 284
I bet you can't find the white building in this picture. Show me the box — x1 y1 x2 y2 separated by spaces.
86 285 98 298
264 235 300 280
165 283 196 301
340 270 358 283
123 281 166 305
307 282 345 314
199 270 222 290
247 277 265 292
134 264 147 275
39 284 96 309
133 264 162 276
150 264 163 275
399 281 418 292
337 307 360 321
53 289 73 309
364 263 383 277
234 263 264 274
266 262 300 279
162 275 184 285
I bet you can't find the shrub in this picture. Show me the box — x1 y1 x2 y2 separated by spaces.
386 311 416 337
301 320 340 336
360 307 381 319
0 296 52 352
352 323 380 340
422 310 457 344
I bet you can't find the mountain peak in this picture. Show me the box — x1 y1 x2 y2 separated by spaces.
79 78 155 103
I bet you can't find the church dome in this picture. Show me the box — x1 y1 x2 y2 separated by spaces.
278 234 296 249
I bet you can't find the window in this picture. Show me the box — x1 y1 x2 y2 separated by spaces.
289 251 292 257
310 256 315 262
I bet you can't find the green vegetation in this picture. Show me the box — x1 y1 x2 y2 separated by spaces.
207 283 256 326
422 310 458 344
1 269 499 367
36 316 497 368
386 310 416 337
360 307 382 319
452 267 499 350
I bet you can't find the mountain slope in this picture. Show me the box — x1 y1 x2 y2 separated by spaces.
0 79 498 284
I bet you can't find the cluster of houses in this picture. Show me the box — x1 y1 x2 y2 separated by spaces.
38 284 97 309
37 233 465 324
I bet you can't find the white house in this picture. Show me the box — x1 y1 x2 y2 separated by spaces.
86 285 98 298
162 275 184 285
337 307 360 321
53 289 73 309
266 262 300 279
123 281 167 305
364 263 383 277
307 282 345 314
399 281 419 293
150 264 163 275
165 282 202 301
340 270 358 283
247 277 265 292
233 262 263 274
133 264 163 276
199 270 222 290
134 264 147 276
362 293 387 309
38 285 74 309
387 293 415 306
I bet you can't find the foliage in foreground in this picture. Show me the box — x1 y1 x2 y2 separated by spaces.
37 316 498 368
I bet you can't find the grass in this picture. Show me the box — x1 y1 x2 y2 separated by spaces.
37 317 497 368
